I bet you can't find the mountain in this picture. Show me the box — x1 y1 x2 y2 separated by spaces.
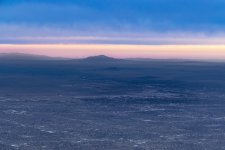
81 55 119 62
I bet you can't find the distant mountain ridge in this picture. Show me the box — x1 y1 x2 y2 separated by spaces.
0 53 223 63
0 53 66 60
81 55 118 62
0 53 119 62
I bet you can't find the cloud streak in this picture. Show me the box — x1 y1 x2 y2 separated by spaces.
1 24 225 45
2 35 225 45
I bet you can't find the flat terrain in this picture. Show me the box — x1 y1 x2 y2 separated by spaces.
0 56 225 150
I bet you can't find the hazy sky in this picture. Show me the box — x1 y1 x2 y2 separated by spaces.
1 0 225 59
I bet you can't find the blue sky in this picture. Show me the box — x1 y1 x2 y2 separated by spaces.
1 0 225 29
1 0 225 45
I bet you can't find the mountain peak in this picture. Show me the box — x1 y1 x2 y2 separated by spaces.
83 55 117 62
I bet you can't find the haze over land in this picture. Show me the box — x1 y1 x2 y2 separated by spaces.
0 53 225 149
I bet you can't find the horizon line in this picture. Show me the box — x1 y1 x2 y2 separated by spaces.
0 43 225 61
0 52 225 63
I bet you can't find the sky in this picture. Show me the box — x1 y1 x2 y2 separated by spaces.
1 0 225 60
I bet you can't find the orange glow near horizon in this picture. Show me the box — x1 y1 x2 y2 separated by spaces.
0 44 225 60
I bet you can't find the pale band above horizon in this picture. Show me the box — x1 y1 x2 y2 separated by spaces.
0 44 225 61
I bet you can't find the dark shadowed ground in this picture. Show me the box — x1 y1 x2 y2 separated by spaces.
0 55 225 150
